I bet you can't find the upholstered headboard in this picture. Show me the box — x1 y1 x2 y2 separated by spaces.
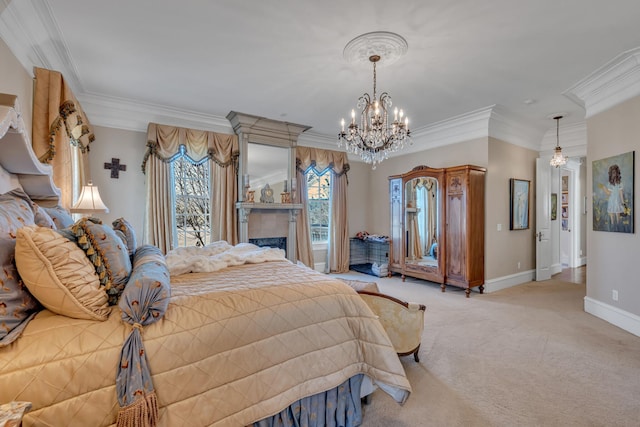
0 93 60 204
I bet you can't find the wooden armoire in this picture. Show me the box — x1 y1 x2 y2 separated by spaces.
444 165 485 296
389 164 486 297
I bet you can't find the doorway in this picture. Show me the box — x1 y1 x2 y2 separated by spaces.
559 158 586 270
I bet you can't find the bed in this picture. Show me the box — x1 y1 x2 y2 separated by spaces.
0 95 411 426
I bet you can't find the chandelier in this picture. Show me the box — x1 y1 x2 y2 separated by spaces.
549 115 568 168
338 32 410 169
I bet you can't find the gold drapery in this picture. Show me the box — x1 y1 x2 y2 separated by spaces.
32 67 95 209
296 147 350 273
143 123 238 253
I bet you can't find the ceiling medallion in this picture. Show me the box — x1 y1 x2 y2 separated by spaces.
343 31 408 66
338 32 411 169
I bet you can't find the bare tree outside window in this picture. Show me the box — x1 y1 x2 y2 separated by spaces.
172 152 211 247
306 168 331 243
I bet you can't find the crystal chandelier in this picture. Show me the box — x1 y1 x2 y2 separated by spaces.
338 53 411 169
549 115 568 168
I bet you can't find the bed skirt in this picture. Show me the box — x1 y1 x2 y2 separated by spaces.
252 374 364 427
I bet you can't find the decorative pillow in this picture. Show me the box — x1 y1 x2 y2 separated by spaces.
120 244 170 314
15 226 110 320
72 218 132 305
5 188 56 230
112 217 137 257
0 191 40 347
43 205 74 229
33 205 56 229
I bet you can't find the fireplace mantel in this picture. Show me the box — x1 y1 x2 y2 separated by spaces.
236 202 303 262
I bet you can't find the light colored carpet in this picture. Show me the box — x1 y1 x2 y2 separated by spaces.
330 271 640 427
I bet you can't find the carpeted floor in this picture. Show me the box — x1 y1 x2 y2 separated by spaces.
330 270 640 427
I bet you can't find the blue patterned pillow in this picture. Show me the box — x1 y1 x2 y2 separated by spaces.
43 205 74 229
0 191 40 347
5 188 56 230
72 218 132 305
112 217 137 257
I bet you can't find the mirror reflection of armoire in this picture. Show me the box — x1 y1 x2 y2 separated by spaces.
389 165 486 297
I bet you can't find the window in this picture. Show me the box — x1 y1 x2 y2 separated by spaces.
306 168 331 244
171 146 211 248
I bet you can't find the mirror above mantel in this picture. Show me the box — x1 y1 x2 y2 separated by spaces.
226 111 311 203
226 111 311 262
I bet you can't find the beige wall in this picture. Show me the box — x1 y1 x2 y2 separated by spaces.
0 37 33 138
89 126 147 238
346 161 372 236
486 138 538 279
587 95 640 316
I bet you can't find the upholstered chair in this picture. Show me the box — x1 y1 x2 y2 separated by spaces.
357 291 426 362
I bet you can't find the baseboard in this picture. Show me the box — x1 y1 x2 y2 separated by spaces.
551 263 562 275
584 297 640 338
579 256 587 266
483 270 535 293
314 262 326 273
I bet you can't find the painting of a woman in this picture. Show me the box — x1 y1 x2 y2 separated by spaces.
593 151 634 233
599 164 625 230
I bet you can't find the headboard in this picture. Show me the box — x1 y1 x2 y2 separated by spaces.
0 93 60 205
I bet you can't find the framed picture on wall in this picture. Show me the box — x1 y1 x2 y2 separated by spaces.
592 151 635 233
551 193 558 220
510 178 530 230
562 206 568 219
561 192 568 205
562 175 569 192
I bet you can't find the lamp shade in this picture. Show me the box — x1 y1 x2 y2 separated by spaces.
70 182 109 214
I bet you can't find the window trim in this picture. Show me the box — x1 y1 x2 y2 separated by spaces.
170 145 212 248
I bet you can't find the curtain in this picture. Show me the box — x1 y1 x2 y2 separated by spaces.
142 123 238 253
328 171 350 272
32 67 95 209
295 166 314 267
296 147 350 273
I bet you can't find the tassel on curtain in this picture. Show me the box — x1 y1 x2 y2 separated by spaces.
142 123 239 253
32 67 95 209
296 147 350 272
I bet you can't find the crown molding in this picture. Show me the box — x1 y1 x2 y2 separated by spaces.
488 106 546 150
406 106 494 151
0 0 82 90
564 47 640 118
79 92 233 134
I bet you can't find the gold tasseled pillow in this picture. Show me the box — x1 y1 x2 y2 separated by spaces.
15 225 110 320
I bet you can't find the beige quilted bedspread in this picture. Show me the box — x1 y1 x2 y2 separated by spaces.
0 261 410 426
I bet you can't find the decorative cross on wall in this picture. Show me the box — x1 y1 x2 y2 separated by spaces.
104 158 127 179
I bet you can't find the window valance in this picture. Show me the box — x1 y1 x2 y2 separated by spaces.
32 67 95 163
142 123 238 172
296 146 350 178
32 67 94 209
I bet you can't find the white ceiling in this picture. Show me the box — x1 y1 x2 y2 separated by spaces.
3 0 640 150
